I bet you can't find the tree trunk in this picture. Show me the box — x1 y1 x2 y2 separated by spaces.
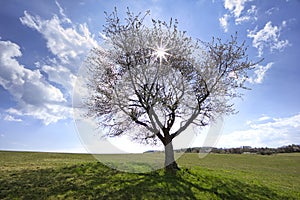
164 139 180 173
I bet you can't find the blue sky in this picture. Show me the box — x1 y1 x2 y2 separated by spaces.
0 0 299 153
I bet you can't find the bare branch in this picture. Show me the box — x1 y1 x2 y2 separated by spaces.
85 9 259 146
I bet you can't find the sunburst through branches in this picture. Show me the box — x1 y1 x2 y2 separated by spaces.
151 39 171 65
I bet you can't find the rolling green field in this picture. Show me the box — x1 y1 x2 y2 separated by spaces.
0 151 299 199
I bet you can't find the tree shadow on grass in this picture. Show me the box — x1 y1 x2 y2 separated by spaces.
0 162 293 200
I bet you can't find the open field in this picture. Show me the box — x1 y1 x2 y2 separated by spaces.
0 151 299 199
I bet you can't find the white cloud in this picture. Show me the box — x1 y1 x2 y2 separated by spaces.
251 115 300 130
265 7 279 16
0 40 70 125
235 5 257 24
20 11 97 65
55 0 72 24
224 0 250 18
0 4 100 125
258 116 270 121
234 15 250 25
248 62 273 84
0 41 66 105
247 21 289 57
3 115 22 122
281 20 287 27
42 64 77 92
99 32 109 41
245 115 271 125
218 114 300 148
219 14 230 32
220 0 256 31
19 7 99 98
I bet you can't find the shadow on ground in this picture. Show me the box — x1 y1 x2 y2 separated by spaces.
0 162 292 200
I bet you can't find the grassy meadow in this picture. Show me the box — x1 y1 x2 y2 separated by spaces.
0 151 299 199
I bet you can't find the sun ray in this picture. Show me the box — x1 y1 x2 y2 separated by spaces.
150 38 171 65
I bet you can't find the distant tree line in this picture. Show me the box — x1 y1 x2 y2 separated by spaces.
175 144 300 155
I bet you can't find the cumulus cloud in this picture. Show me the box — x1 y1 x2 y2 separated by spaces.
0 4 100 125
235 5 257 24
220 1 290 58
219 14 230 32
248 62 273 84
218 113 300 148
220 0 257 31
55 0 72 24
0 40 70 124
224 0 250 18
19 6 99 99
42 64 77 93
20 11 97 65
3 114 22 122
247 21 289 57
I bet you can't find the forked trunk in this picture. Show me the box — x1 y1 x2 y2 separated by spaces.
164 139 180 173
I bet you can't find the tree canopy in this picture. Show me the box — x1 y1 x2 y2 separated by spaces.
84 8 259 171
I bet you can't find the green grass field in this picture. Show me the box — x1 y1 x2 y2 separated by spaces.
0 151 299 199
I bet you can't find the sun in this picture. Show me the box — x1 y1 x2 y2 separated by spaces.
153 47 169 65
151 39 171 65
